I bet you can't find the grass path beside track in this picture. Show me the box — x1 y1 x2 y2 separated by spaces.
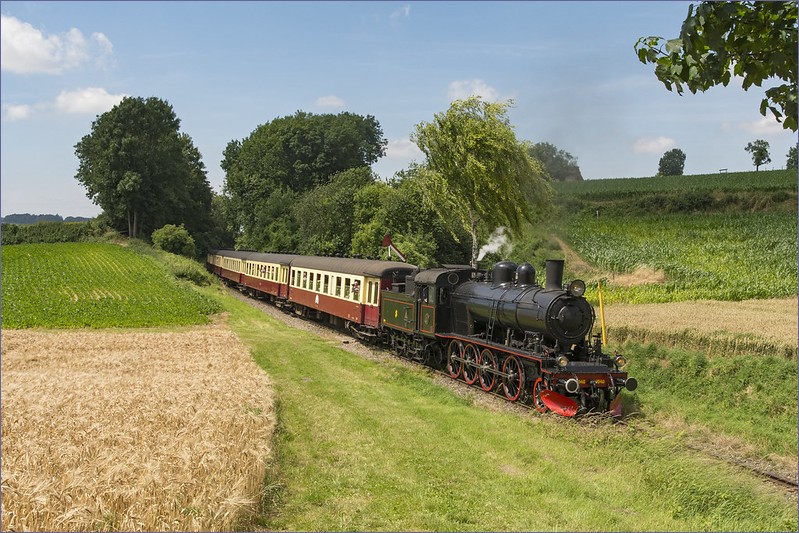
209 286 797 532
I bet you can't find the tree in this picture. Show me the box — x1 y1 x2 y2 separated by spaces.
635 1 798 132
411 96 551 268
74 96 214 239
787 145 798 169
350 167 471 267
745 139 771 171
293 167 375 256
221 111 387 251
526 142 583 181
151 224 196 258
658 148 686 176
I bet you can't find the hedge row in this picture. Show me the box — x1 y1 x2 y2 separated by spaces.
1 222 100 245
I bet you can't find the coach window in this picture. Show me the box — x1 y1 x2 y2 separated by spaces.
335 277 342 297
373 283 380 305
352 280 360 301
344 279 352 299
315 273 321 292
323 275 329 294
367 282 373 305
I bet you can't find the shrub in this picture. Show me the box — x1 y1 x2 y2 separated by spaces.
151 224 196 258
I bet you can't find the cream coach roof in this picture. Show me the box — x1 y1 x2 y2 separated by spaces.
289 256 417 278
212 250 418 277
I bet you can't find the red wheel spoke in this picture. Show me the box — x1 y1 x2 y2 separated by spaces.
502 355 524 401
462 344 479 385
478 349 497 392
446 341 463 379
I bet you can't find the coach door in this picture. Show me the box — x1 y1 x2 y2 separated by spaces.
363 277 381 327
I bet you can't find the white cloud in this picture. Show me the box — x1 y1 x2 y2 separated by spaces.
91 32 115 69
632 136 677 155
385 138 424 160
315 95 346 108
3 87 127 120
447 79 500 102
53 87 127 114
2 103 33 121
390 4 411 22
737 115 786 136
1 14 114 74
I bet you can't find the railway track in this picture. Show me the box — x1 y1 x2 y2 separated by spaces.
224 285 799 495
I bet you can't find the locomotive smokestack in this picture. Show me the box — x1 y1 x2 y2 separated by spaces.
545 259 564 290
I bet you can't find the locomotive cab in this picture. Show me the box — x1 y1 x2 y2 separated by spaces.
381 267 473 337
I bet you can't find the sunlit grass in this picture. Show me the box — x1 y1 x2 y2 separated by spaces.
211 287 797 532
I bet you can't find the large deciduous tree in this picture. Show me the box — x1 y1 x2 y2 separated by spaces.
292 167 375 256
221 111 387 250
635 1 798 131
745 139 771 171
74 96 214 241
526 142 584 181
658 148 687 176
350 167 471 267
411 96 551 268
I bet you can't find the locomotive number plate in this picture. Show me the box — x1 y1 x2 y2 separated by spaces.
578 378 606 386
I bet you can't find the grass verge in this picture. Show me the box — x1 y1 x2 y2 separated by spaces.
620 341 798 459
208 286 797 532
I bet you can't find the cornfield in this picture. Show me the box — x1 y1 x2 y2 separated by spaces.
552 169 797 198
1 324 275 531
568 211 798 303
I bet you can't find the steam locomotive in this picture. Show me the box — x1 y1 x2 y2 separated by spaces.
207 250 637 417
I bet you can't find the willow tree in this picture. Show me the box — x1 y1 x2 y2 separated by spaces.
411 96 551 268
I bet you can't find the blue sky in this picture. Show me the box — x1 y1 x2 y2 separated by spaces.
2 1 796 218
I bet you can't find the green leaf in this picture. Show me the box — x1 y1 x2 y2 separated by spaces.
665 38 683 54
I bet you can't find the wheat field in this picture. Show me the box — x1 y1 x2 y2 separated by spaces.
1 321 275 531
604 297 798 358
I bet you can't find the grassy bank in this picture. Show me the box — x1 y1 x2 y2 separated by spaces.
621 341 798 458
210 286 797 531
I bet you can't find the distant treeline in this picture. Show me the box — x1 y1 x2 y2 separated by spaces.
1 213 94 224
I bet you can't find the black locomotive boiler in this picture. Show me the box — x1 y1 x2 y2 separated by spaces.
381 259 637 416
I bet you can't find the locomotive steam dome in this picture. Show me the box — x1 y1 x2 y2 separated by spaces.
492 261 517 287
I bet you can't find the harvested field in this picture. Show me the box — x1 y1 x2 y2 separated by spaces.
1 321 275 532
604 297 798 358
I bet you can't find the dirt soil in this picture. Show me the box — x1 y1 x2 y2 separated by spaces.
554 236 668 286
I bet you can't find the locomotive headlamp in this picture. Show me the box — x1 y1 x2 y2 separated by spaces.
567 279 586 297
614 355 628 368
556 355 570 368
